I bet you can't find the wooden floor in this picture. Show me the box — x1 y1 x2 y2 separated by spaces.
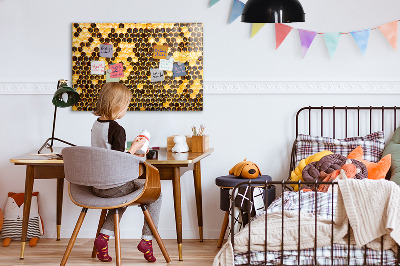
0 239 221 265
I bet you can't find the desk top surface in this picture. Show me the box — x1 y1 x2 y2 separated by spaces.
10 147 214 166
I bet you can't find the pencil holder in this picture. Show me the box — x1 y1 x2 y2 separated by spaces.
191 135 209 153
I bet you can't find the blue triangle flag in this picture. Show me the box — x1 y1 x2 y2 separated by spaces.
323 33 341 58
351 29 370 55
229 0 245 23
209 0 220 7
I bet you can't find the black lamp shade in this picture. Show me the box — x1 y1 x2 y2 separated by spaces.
241 0 305 23
52 84 80 108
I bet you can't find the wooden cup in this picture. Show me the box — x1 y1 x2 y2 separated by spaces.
191 135 209 153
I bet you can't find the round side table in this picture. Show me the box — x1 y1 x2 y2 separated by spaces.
215 175 275 248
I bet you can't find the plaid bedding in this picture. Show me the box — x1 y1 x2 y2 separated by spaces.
294 131 385 166
234 244 397 265
266 190 336 220
234 191 397 265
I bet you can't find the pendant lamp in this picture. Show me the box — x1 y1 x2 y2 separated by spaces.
38 79 80 154
241 0 305 23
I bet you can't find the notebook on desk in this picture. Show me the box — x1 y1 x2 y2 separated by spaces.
30 153 63 159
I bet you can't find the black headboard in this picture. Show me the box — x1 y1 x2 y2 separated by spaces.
289 106 400 178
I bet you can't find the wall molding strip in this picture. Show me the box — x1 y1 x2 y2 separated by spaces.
0 81 399 95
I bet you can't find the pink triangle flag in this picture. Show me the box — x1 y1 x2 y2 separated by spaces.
275 23 293 49
378 21 398 50
298 29 317 58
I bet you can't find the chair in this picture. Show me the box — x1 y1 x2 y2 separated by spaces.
60 146 171 265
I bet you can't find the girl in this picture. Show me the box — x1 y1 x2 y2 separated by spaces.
91 82 161 263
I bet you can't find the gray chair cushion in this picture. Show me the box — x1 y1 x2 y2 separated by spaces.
69 180 145 208
62 146 145 188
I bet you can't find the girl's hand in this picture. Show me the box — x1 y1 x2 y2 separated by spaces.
128 137 147 155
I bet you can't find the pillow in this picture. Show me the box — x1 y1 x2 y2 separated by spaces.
1 192 44 247
289 150 333 191
295 131 385 166
348 146 391 180
302 154 368 190
382 126 400 184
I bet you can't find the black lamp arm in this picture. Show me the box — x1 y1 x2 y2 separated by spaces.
37 99 75 154
38 137 76 154
38 79 78 154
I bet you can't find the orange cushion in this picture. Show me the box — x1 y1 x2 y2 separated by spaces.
347 146 391 180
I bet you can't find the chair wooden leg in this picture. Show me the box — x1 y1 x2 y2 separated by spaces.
217 211 230 248
141 205 171 263
91 209 108 258
60 208 88 266
114 210 121 266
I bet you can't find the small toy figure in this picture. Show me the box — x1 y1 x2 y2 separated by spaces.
172 135 189 153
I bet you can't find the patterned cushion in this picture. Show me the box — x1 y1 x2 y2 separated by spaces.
295 131 385 166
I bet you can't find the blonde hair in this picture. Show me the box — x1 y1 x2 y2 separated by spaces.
93 82 132 120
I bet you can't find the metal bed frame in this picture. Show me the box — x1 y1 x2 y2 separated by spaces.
230 106 400 266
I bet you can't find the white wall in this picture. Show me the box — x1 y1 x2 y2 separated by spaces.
1 0 400 240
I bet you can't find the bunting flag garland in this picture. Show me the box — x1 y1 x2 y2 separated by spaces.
229 0 245 24
207 4 400 57
351 29 370 55
378 21 398 50
251 23 266 38
275 23 293 49
209 0 220 7
323 33 341 58
298 29 317 58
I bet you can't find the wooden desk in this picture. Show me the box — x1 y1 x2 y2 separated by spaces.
147 148 213 260
10 147 213 261
9 148 64 259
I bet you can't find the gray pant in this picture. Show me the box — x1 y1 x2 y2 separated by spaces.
92 180 162 240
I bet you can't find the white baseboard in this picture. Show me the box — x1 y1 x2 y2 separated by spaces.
1 81 400 95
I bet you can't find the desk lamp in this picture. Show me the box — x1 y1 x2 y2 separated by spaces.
38 79 80 154
241 0 305 23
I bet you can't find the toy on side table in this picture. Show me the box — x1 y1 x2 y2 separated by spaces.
229 159 261 179
1 192 44 247
172 135 189 153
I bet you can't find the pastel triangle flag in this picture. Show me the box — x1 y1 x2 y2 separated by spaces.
251 23 266 38
323 33 341 58
209 0 220 7
298 29 317 58
275 23 293 49
378 21 397 50
351 29 370 55
229 0 245 24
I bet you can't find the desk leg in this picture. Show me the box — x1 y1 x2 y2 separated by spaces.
193 161 203 242
172 167 183 261
56 178 64 241
20 165 35 259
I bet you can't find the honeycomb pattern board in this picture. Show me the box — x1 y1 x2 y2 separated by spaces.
72 23 203 111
